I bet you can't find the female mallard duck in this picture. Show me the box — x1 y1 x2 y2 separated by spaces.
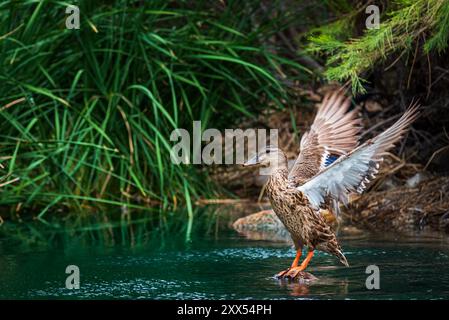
243 92 419 279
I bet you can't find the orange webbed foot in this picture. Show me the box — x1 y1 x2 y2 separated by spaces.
276 250 314 279
283 266 306 279
275 268 291 278
275 249 302 279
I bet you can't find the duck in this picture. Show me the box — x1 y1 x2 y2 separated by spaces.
243 91 420 279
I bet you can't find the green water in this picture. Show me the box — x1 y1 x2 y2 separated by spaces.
1 226 449 299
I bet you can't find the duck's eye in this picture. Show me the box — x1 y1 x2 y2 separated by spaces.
266 149 271 154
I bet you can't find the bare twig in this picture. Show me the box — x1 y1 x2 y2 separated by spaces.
423 145 449 171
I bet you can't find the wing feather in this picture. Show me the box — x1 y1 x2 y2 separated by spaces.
297 102 420 210
288 91 362 185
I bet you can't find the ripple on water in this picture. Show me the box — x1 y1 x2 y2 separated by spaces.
29 278 194 299
5 234 449 300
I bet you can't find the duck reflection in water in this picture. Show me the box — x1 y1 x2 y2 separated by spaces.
276 276 349 297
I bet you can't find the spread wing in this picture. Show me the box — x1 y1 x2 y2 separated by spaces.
297 103 420 210
288 91 362 186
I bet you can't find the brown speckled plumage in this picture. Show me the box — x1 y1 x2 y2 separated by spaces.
265 161 348 267
244 91 420 277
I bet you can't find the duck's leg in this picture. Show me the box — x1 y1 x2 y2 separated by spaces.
276 249 302 278
284 250 314 279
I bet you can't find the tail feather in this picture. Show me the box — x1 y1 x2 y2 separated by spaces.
336 249 349 267
319 240 350 267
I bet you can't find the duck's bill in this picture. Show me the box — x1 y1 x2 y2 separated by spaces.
243 155 259 167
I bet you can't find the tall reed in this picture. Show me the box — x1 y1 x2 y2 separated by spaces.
0 0 307 219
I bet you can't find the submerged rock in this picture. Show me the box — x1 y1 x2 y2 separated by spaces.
290 271 318 282
275 271 319 282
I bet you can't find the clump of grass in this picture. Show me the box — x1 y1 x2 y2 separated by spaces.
0 0 306 219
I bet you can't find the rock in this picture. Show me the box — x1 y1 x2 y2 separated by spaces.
341 225 364 235
277 271 318 282
294 271 318 282
232 210 291 242
233 210 282 231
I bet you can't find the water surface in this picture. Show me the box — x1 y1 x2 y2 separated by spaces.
1 229 449 299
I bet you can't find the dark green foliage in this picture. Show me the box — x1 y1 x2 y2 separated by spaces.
307 0 449 92
0 0 306 218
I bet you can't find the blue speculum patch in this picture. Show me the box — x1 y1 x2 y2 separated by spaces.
324 154 339 167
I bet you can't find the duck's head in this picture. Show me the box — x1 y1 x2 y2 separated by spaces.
243 145 287 173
